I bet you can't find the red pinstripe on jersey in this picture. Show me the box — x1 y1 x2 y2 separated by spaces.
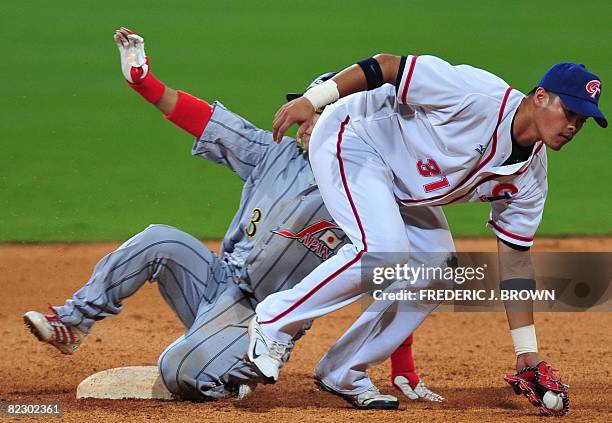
400 55 419 104
259 116 366 325
488 219 534 242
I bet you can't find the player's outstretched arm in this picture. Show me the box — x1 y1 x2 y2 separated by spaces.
114 27 212 137
497 240 541 368
272 54 401 142
497 239 569 416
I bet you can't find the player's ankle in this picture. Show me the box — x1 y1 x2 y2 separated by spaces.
392 371 420 390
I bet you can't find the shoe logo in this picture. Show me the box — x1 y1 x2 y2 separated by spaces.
252 330 268 359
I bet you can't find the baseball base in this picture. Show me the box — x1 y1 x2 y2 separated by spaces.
76 366 173 400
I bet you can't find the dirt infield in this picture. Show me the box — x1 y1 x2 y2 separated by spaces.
1 238 611 422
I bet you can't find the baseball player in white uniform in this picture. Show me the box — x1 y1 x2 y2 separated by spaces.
247 54 606 415
23 28 442 407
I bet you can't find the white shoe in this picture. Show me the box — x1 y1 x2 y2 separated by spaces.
24 307 86 355
245 318 288 383
315 378 399 410
393 376 444 402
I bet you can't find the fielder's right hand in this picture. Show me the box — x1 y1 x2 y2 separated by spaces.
114 27 149 84
503 361 569 416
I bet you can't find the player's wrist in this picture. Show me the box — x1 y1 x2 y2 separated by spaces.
128 71 166 104
510 324 538 357
515 352 544 371
302 79 339 110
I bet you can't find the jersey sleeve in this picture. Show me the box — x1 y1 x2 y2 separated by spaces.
487 150 548 248
191 102 274 182
395 55 508 108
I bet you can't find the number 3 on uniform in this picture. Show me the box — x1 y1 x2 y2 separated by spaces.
245 208 262 237
416 158 450 193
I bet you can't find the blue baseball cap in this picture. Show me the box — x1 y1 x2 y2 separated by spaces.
539 63 607 128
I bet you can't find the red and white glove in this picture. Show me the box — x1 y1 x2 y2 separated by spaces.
113 27 164 104
112 26 212 137
114 27 149 84
392 373 444 402
503 361 569 416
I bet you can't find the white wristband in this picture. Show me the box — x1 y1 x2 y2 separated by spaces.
510 324 538 356
303 79 340 110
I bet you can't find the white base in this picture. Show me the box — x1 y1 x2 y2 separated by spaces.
76 366 173 400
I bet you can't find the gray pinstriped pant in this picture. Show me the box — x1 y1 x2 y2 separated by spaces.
54 224 259 400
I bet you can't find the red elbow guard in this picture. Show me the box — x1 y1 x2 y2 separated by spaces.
165 91 213 137
128 71 166 104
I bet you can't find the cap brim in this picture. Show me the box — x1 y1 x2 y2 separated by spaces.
286 93 302 102
558 94 608 128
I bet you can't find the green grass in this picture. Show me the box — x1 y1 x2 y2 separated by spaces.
1 1 610 241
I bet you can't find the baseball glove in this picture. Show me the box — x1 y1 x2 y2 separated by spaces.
503 361 569 416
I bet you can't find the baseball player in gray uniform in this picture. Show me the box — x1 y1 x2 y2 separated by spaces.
23 27 442 406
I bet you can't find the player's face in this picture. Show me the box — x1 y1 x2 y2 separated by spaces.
535 93 587 151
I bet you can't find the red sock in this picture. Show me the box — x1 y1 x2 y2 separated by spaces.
391 333 420 389
164 91 213 137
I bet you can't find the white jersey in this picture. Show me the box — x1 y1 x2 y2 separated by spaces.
336 55 547 247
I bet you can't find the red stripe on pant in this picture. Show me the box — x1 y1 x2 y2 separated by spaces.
260 115 367 325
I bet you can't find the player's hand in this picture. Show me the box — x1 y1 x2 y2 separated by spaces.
392 374 444 402
503 360 569 416
114 27 149 84
272 97 316 143
297 113 322 152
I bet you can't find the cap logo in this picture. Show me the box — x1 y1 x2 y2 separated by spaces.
586 80 601 99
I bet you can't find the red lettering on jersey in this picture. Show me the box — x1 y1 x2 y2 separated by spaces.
492 183 518 197
416 158 450 193
274 220 344 260
274 220 338 239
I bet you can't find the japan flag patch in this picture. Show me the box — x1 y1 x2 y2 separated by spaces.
319 230 343 249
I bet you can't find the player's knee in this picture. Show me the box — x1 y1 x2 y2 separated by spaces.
137 224 198 260
158 342 203 401
141 224 184 242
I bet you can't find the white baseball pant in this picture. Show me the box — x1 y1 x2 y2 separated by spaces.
255 103 455 393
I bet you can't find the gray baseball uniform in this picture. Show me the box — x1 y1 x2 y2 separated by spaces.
54 102 351 400
55 101 451 399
